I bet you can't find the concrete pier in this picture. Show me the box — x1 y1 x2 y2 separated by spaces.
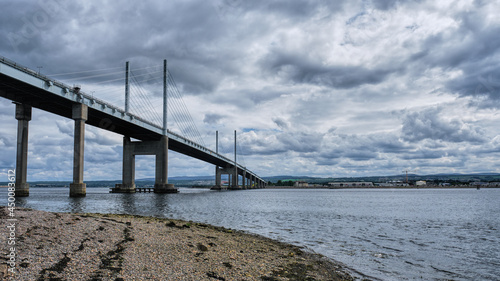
242 170 247 189
154 136 177 193
112 136 177 194
70 104 88 197
230 167 241 190
15 103 31 197
211 165 266 190
212 165 237 190
113 137 136 193
211 165 224 190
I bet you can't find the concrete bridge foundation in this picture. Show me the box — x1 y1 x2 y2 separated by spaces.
212 166 241 190
112 136 177 193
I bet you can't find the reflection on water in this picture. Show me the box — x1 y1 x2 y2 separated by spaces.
2 187 499 281
68 197 85 213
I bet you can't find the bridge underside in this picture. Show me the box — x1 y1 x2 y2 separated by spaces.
0 59 266 197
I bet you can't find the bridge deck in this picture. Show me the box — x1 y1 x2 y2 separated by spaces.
0 57 262 182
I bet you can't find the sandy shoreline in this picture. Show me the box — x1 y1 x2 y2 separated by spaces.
0 207 354 280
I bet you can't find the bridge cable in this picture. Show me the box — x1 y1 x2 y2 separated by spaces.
167 71 207 146
129 76 162 125
129 73 163 126
129 82 163 126
166 85 200 143
46 64 162 77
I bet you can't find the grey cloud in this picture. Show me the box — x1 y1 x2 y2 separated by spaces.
474 136 500 154
85 145 121 164
371 0 399 10
1 0 233 95
203 113 226 124
237 130 323 156
344 150 378 161
0 136 14 148
56 120 73 135
237 134 288 156
408 7 500 105
400 107 486 143
277 131 323 153
371 136 413 154
262 50 401 89
85 128 121 146
209 87 286 108
269 1 344 18
447 66 500 108
316 134 381 165
272 117 289 130
400 149 448 160
411 11 500 69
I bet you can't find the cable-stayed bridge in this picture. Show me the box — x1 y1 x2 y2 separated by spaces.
0 56 266 197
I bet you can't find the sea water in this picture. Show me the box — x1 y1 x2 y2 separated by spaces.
2 187 499 280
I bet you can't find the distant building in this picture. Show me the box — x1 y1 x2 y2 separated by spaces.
328 182 374 188
376 181 408 187
416 181 427 186
294 181 309 187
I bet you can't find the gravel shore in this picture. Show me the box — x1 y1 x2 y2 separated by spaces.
1 207 354 280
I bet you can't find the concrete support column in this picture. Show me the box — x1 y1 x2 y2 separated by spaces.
15 103 31 197
230 166 241 190
233 167 238 188
154 136 177 193
70 104 87 197
113 136 136 193
242 170 247 189
213 166 222 189
215 167 221 186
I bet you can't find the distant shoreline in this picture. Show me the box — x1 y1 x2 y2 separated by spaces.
1 185 496 189
265 185 495 189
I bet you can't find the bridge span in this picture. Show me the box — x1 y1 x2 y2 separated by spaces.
0 56 266 197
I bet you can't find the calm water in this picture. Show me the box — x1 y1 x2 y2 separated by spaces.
2 187 499 280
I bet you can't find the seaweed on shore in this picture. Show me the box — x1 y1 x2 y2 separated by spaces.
88 226 134 280
37 253 71 281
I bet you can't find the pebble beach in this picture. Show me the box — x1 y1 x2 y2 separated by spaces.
0 207 354 280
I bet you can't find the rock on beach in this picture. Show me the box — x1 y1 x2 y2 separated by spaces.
0 207 354 280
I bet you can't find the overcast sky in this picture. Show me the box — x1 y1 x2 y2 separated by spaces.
1 0 500 181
